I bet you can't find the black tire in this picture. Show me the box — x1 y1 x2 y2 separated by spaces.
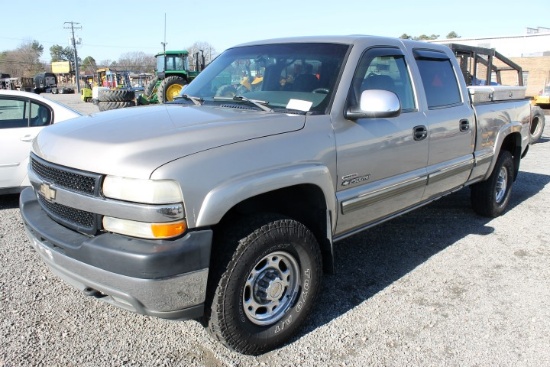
144 77 159 97
98 89 135 103
529 107 545 144
97 101 134 111
470 151 514 217
156 76 186 103
207 215 322 355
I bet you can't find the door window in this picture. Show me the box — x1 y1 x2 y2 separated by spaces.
0 98 51 128
352 48 416 112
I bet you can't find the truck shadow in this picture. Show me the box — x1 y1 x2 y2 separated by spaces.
297 170 550 340
533 136 550 145
0 193 20 210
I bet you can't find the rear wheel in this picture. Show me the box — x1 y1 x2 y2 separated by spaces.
207 215 322 355
157 76 186 103
530 107 545 143
471 151 514 217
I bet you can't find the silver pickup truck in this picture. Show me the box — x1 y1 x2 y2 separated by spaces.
20 35 532 354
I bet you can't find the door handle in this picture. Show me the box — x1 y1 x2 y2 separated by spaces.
413 125 428 141
20 134 34 142
459 119 470 132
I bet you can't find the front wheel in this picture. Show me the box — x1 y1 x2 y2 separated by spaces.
144 76 159 98
470 150 514 217
207 216 322 355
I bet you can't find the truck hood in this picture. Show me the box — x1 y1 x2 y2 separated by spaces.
33 104 305 178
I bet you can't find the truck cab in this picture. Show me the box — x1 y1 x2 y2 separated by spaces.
33 72 57 94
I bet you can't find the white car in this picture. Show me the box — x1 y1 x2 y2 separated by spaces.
0 90 81 194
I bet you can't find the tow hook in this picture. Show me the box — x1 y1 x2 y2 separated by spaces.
83 287 106 298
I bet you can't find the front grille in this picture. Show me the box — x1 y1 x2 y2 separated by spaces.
31 155 98 195
38 195 96 232
30 153 103 235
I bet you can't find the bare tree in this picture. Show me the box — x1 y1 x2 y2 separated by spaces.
97 59 113 68
187 41 217 71
117 51 156 73
0 41 45 77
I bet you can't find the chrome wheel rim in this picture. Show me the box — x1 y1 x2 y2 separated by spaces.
243 251 300 326
495 166 508 203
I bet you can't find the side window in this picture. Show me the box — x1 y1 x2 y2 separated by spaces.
0 98 28 128
353 48 416 112
30 103 51 126
415 50 462 109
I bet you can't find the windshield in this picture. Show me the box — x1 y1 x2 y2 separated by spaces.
180 43 349 113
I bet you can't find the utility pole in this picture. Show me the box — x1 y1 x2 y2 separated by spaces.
160 13 167 53
64 21 82 93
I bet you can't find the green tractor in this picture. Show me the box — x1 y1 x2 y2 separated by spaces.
138 50 202 105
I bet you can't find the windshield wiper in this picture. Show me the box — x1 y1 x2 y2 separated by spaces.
233 95 273 112
175 94 203 106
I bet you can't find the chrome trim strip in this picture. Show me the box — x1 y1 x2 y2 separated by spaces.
427 159 474 185
475 153 493 166
0 163 19 168
29 170 184 222
341 176 427 214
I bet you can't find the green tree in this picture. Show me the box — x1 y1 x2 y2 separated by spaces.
415 34 440 40
50 45 69 62
49 44 79 64
446 31 460 39
81 56 97 74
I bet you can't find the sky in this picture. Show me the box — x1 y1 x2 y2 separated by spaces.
1 0 549 63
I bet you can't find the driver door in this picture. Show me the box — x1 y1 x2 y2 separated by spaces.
334 47 428 236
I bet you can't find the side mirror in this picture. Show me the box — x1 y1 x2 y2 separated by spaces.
345 89 401 120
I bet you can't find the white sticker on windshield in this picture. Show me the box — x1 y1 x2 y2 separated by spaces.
287 99 313 112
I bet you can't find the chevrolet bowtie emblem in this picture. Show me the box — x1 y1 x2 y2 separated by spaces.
39 183 57 202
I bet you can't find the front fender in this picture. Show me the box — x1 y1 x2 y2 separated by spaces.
195 164 336 229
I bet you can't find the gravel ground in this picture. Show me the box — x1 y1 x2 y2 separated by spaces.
1 95 549 366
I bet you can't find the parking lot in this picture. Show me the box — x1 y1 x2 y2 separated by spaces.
1 95 549 366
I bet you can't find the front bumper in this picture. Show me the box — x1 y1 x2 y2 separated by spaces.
19 187 212 320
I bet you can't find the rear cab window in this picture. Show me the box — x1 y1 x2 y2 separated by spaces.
414 49 462 109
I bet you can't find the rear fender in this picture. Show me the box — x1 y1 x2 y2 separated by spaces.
483 122 524 181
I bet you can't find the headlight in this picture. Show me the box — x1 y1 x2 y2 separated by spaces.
103 217 187 239
103 176 182 204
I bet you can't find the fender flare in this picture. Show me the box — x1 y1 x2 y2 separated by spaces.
194 163 337 230
483 121 524 181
